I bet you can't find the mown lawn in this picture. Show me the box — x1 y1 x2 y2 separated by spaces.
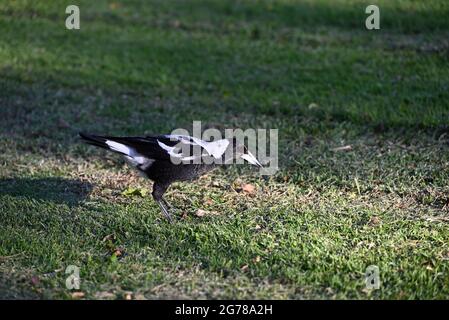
0 0 448 299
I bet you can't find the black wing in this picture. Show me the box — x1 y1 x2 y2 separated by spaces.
79 133 207 162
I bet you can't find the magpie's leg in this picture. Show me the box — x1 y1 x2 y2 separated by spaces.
152 182 173 223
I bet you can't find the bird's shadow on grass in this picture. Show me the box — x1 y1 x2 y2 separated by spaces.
0 177 92 207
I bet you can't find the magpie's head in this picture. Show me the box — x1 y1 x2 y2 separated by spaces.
227 137 263 167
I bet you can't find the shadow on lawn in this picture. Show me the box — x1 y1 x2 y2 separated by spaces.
0 273 40 300
0 177 92 207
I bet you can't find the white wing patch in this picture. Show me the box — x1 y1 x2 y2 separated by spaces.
106 140 132 155
165 135 209 150
107 140 154 169
157 140 183 158
204 139 229 159
157 139 204 161
158 136 229 161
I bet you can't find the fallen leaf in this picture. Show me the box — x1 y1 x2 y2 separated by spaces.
253 256 261 263
71 292 85 299
325 287 334 295
242 183 256 195
31 276 40 286
112 247 124 257
408 240 420 247
122 187 148 197
171 20 181 28
195 209 207 217
195 209 219 217
58 118 70 129
240 264 249 272
361 288 372 294
442 250 449 261
151 284 165 293
102 234 116 243
367 242 376 249
368 216 381 226
332 145 352 152
95 291 115 299
232 181 243 192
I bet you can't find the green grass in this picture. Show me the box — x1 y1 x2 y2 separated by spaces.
1 0 448 299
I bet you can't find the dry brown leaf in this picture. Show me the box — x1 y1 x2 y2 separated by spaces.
195 209 207 217
368 216 381 226
332 145 352 152
242 183 256 195
171 20 181 28
151 284 165 293
367 242 376 249
113 248 124 257
71 292 85 299
58 118 70 129
102 234 116 243
31 276 40 286
195 209 219 217
95 291 115 299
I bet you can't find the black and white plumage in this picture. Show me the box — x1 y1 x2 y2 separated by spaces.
79 132 262 222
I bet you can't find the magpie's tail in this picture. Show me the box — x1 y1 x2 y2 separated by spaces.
79 132 110 150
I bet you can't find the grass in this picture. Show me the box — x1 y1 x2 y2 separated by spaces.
0 0 448 299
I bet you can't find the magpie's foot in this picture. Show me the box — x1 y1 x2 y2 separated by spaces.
162 198 173 210
163 198 184 220
156 200 173 223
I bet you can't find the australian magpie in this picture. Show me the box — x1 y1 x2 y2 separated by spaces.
79 132 262 222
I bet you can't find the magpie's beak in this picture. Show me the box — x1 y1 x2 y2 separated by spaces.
241 151 263 167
